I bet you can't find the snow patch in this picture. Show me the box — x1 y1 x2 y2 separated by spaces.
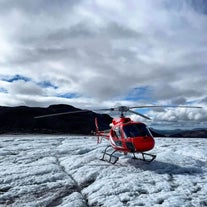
0 136 206 207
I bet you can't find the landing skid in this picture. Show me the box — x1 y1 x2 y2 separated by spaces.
132 152 156 163
100 145 156 164
100 145 119 164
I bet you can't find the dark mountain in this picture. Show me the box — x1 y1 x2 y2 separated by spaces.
0 104 112 135
0 104 206 137
169 129 207 138
150 128 207 138
150 128 183 136
149 128 166 137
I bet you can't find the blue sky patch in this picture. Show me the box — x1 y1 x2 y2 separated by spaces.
0 87 8 93
57 93 80 99
124 86 153 101
38 81 58 89
2 74 31 82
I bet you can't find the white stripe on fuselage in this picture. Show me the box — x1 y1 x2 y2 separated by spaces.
109 135 125 149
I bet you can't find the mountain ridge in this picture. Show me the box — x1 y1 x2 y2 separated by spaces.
0 104 112 135
0 104 206 137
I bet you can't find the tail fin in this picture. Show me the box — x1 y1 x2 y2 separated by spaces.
95 117 103 144
95 117 99 134
95 117 110 144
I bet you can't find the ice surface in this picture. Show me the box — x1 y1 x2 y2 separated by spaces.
0 135 206 207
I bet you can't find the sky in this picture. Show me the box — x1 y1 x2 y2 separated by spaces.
0 0 207 128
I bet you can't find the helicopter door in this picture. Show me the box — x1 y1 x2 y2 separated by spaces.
113 127 122 147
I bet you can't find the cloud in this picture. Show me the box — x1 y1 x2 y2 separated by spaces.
0 0 207 128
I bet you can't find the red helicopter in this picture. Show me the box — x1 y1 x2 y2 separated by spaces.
35 105 201 164
93 105 202 164
94 106 155 164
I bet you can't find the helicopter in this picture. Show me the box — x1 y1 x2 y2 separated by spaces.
35 105 202 164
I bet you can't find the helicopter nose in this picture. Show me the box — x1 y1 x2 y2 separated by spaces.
133 136 155 152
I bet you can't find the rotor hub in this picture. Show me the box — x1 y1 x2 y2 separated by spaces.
117 106 129 112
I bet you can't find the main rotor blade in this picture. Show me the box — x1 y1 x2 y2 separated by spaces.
128 109 151 120
130 105 202 109
97 105 202 112
95 108 115 112
34 110 89 119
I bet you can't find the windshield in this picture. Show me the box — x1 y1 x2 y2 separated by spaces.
123 124 151 138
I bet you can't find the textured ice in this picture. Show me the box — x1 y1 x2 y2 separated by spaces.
0 135 206 207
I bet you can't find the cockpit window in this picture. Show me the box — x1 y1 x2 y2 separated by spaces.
123 124 151 138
